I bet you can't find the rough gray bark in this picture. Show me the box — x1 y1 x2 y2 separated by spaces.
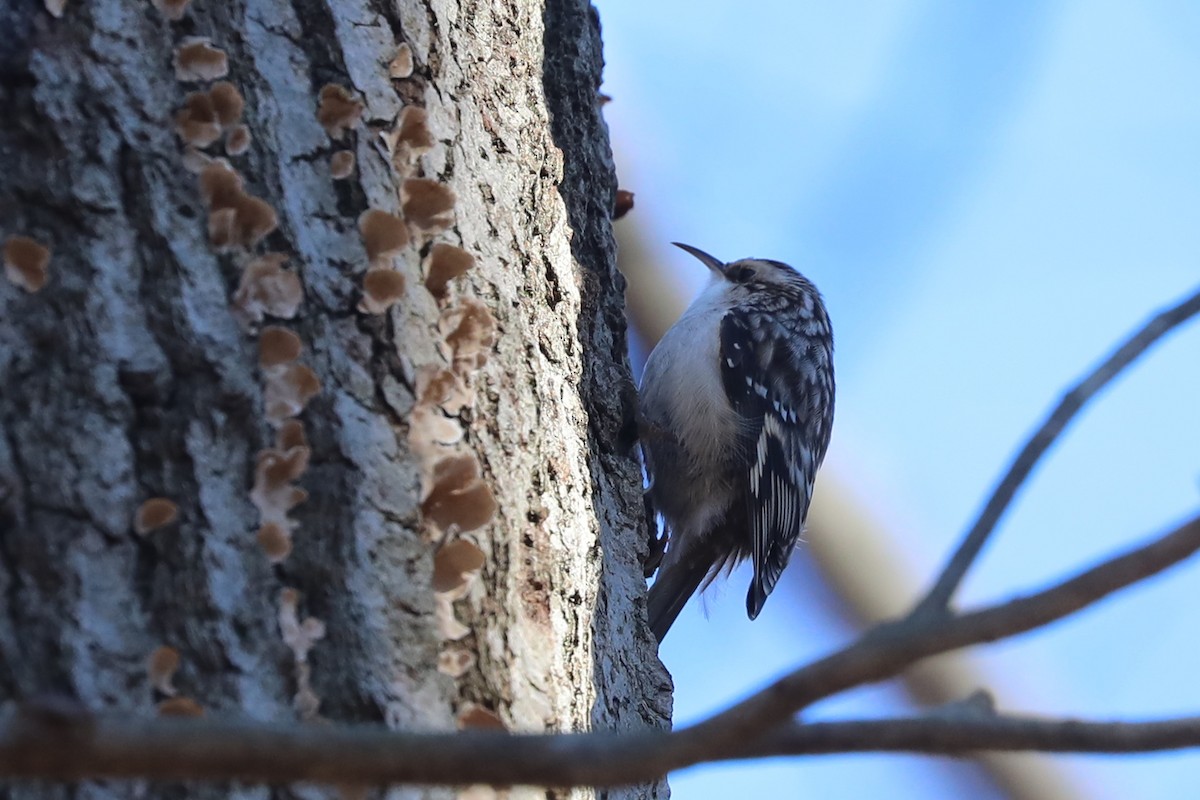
0 0 667 797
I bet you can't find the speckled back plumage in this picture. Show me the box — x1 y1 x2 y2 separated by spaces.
640 246 834 641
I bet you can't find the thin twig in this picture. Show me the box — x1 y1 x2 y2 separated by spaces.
3 513 1196 788
915 283 1200 615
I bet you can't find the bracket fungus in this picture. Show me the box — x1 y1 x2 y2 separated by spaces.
416 367 473 415
151 0 191 21
401 178 456 233
456 704 506 731
437 647 476 678
388 44 414 79
439 299 498 372
225 124 252 156
421 453 497 535
395 106 434 154
251 445 310 520
359 269 406 315
4 235 51 292
134 498 180 535
423 243 475 299
358 208 410 264
432 537 486 643
157 697 205 717
198 165 278 250
208 81 244 127
279 588 326 718
147 646 182 696
257 521 293 563
317 84 364 140
276 419 309 451
233 253 304 326
330 150 356 180
258 325 303 367
173 38 229 82
175 91 223 148
262 363 321 423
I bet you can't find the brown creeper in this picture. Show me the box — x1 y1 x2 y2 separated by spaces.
640 243 835 642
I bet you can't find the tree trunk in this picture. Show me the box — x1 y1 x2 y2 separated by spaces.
0 0 667 797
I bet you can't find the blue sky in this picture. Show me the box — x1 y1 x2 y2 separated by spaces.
597 2 1200 797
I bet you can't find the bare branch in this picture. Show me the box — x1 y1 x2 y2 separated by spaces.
751 714 1200 757
3 513 1196 788
4 707 1200 788
672 512 1200 768
915 282 1200 615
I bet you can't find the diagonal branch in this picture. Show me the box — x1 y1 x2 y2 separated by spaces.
3 513 1197 788
673 512 1200 766
914 282 1200 615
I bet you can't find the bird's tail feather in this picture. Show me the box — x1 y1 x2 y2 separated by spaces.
647 555 712 643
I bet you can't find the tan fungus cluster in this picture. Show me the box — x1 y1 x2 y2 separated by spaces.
381 106 436 176
147 644 204 716
317 84 364 140
195 161 277 253
176 80 249 159
409 295 498 643
232 252 304 327
252 332 318 564
279 588 326 718
252 410 310 555
166 28 327 724
314 42 499 697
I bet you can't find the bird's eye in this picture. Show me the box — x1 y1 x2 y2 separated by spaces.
728 266 755 283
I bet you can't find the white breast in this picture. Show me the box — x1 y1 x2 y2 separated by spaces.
641 279 741 470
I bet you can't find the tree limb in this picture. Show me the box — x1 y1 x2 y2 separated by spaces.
3 512 1197 788
751 714 1200 757
914 282 1200 615
673 512 1200 765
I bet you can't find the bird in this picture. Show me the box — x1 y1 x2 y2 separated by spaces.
639 243 835 642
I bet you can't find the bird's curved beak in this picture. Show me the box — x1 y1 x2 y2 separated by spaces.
672 242 726 276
